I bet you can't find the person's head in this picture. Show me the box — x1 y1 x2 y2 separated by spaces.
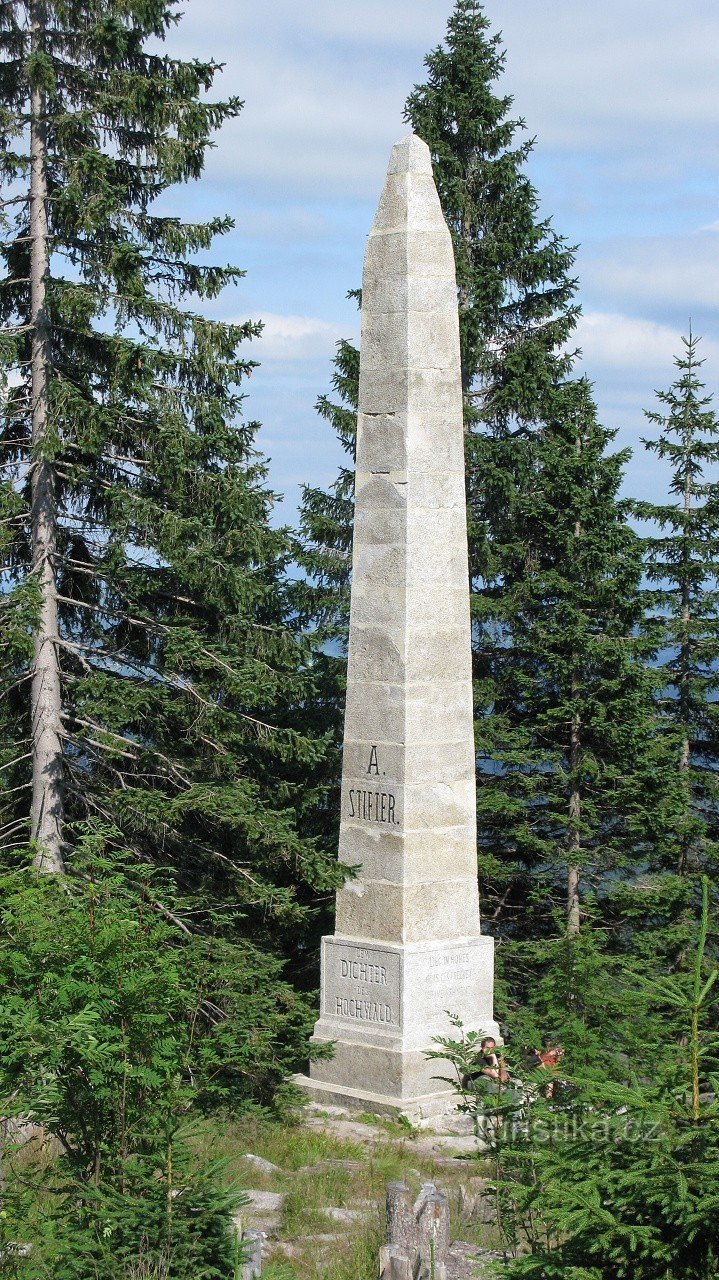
480 1036 496 1052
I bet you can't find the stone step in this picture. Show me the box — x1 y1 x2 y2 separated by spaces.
294 1157 365 1176
241 1152 282 1175
322 1206 370 1224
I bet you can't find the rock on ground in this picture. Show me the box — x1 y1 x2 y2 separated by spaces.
448 1242 504 1278
242 1152 282 1175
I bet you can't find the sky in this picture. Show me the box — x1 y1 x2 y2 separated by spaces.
162 0 719 522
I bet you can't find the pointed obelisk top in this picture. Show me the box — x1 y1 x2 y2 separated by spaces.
386 132 433 176
368 131 450 248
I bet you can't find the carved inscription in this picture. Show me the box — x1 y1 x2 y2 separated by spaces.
347 788 397 824
340 958 387 984
334 997 393 1022
426 950 472 988
345 745 399 825
323 940 401 1029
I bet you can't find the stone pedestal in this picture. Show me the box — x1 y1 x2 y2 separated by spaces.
308 935 495 1110
298 134 498 1120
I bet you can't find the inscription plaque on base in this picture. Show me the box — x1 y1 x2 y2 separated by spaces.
321 939 401 1030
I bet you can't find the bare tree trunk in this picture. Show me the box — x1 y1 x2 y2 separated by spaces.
567 703 581 936
566 425 583 936
29 0 64 873
678 447 693 876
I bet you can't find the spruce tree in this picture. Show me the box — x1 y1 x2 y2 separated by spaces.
0 3 338 993
436 883 719 1280
295 334 357 655
635 331 719 880
404 0 577 414
296 0 579 874
298 0 578 623
293 336 358 913
503 884 719 1280
0 840 261 1274
473 379 658 946
405 0 658 939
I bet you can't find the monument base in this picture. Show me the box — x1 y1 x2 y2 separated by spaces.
292 1073 462 1123
302 932 499 1119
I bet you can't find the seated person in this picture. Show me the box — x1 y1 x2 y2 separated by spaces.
537 1039 565 1099
539 1040 564 1070
462 1035 510 1093
479 1036 510 1081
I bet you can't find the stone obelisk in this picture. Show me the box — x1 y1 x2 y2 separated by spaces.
303 133 497 1117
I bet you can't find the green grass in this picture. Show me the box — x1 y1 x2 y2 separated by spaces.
2 1109 505 1278
353 1111 419 1138
189 1115 366 1190
188 1109 496 1279
262 1225 383 1280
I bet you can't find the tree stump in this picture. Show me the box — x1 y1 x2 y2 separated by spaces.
386 1181 416 1256
240 1229 263 1278
382 1180 450 1280
379 1244 415 1279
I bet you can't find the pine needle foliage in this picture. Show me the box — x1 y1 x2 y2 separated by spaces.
295 332 358 656
435 880 719 1280
0 833 276 1276
297 0 579 635
634 331 719 880
291 334 359 922
473 380 657 943
405 0 655 938
0 0 340 960
501 882 719 1280
404 0 578 414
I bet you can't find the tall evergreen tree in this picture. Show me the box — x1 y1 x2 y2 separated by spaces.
295 0 579 872
292 335 358 910
635 331 719 879
0 2 338 987
406 0 659 939
404 0 577 416
297 0 578 635
473 380 656 947
438 883 719 1280
295 334 357 655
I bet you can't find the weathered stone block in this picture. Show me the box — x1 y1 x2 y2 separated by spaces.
335 877 481 944
355 415 407 474
405 585 468 627
368 276 458 317
406 470 466 509
354 470 407 507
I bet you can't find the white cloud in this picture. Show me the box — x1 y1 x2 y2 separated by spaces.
245 313 358 362
233 206 333 245
160 0 430 199
571 313 719 506
499 2 719 152
580 231 719 319
249 308 716 381
161 0 719 198
575 312 719 378
150 0 719 516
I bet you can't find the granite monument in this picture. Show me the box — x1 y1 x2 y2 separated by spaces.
299 133 498 1117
